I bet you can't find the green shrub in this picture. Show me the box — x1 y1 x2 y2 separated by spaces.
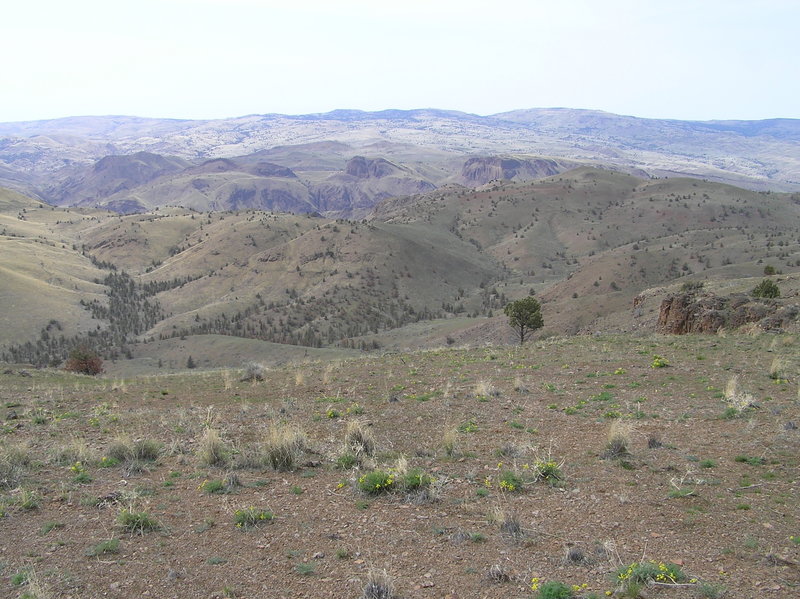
752 278 780 298
233 506 274 528
402 467 433 491
358 470 395 495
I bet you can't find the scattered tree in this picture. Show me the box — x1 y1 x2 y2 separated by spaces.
186 355 196 369
503 297 544 345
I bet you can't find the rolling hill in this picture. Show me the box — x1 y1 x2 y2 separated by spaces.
1 165 798 373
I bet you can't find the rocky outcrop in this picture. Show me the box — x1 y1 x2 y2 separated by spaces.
657 292 798 334
460 156 564 185
344 156 399 179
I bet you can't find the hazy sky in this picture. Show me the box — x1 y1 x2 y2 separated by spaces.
2 0 798 122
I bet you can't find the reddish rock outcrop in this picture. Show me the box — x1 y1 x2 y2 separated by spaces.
657 292 798 334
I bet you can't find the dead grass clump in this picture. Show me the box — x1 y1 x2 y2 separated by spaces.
362 568 397 599
240 362 266 382
345 420 376 458
769 357 792 380
499 511 523 539
0 442 32 490
724 376 756 413
475 379 500 399
441 427 458 457
50 437 96 466
233 443 265 469
487 563 512 583
196 428 230 467
294 370 306 387
264 424 307 472
107 437 162 463
603 420 634 459
18 567 52 599
513 376 529 393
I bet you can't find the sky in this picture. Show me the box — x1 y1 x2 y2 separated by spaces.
1 0 798 123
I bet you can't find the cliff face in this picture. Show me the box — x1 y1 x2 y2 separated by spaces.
657 292 799 334
460 156 564 186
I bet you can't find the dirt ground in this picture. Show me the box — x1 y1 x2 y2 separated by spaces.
1 332 798 598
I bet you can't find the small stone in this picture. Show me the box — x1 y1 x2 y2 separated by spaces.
312 552 324 559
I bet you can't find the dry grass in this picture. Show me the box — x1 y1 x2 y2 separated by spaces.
475 379 500 399
294 370 306 387
362 568 396 599
603 420 635 459
196 428 230 467
0 441 32 490
264 423 307 471
50 437 97 466
724 375 755 412
441 427 458 457
345 419 376 458
769 357 792 380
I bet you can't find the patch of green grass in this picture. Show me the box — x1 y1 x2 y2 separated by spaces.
699 459 716 469
85 538 120 557
458 419 478 433
734 455 766 466
117 507 160 534
40 521 64 535
233 507 274 528
295 561 317 575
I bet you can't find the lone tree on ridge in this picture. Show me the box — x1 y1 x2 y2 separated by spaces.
504 297 543 345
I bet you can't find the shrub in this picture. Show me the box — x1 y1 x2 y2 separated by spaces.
107 438 162 464
64 346 104 375
499 470 523 492
752 278 780 298
240 362 266 382
615 560 688 596
402 467 433 491
651 355 668 368
535 580 573 599
358 470 396 495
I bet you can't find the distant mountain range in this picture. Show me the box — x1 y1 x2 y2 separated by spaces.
0 108 798 216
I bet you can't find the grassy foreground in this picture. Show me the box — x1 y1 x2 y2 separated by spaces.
1 332 798 598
